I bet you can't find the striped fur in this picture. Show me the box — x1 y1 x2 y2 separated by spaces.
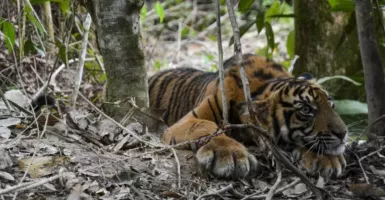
149 54 348 179
149 54 289 125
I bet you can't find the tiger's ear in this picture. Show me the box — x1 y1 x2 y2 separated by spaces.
297 72 315 81
235 99 271 125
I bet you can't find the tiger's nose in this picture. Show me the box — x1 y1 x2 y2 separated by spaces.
333 130 347 141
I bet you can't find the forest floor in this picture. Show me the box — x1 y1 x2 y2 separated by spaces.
1 11 385 200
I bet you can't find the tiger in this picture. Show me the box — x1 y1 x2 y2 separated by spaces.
148 54 348 179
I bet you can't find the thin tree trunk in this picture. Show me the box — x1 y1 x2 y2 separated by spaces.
90 0 148 121
355 0 385 136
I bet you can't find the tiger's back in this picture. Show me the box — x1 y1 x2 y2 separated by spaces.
148 68 217 125
149 54 290 125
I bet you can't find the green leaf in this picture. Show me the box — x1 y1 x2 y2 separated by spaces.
141 4 148 22
55 40 67 64
58 0 70 14
2 21 16 53
328 0 355 12
265 1 281 22
264 21 275 51
239 0 255 13
98 73 107 83
334 100 368 115
24 3 46 35
316 75 361 86
229 20 254 46
155 1 165 23
286 30 295 59
256 11 265 34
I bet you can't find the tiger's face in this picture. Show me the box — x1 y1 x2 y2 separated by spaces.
271 77 348 156
240 74 348 156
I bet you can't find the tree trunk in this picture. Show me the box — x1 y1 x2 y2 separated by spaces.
293 0 336 76
355 0 385 136
90 0 148 121
293 0 367 101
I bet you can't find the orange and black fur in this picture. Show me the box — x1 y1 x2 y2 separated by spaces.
149 54 348 179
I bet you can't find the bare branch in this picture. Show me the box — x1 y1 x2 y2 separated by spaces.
216 0 228 124
71 13 92 108
225 0 258 125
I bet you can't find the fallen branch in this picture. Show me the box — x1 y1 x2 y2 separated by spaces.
171 148 181 188
0 169 66 195
351 150 370 184
266 164 282 200
241 178 301 200
196 184 237 200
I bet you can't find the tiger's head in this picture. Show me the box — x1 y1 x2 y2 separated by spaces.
238 73 348 156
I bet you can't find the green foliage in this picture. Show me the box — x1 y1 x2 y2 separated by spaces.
24 1 46 35
30 0 70 14
141 4 148 22
155 1 165 23
256 11 265 33
264 21 275 53
286 30 295 59
334 100 368 115
1 20 16 53
317 75 361 86
239 0 255 13
55 40 67 64
265 1 281 21
328 0 355 12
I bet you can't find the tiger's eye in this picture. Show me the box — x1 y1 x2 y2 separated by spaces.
300 105 312 115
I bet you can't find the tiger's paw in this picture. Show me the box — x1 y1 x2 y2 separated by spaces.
293 148 346 178
196 136 258 179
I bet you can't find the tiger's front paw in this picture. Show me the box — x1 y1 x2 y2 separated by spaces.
293 148 346 178
196 136 258 178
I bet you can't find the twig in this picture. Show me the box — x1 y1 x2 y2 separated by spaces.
276 178 301 193
288 55 299 73
266 164 282 200
171 148 181 188
12 110 50 199
356 115 385 141
0 88 12 110
359 145 385 162
0 169 65 195
225 0 257 125
351 150 370 184
71 13 92 108
241 179 301 200
216 0 228 124
129 184 147 200
77 92 163 148
196 184 235 200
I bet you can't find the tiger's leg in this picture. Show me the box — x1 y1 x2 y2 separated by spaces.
162 96 258 178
